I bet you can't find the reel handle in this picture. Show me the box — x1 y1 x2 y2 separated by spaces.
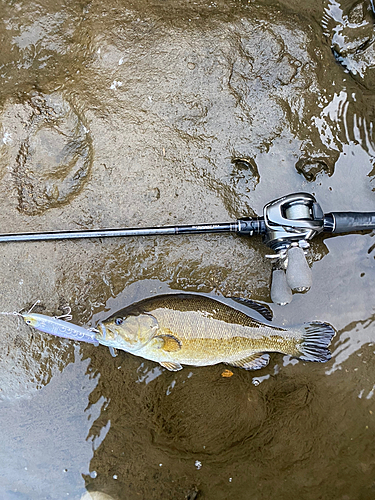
270 245 312 305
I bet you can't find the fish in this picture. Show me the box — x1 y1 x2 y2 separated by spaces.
95 293 335 371
22 313 99 345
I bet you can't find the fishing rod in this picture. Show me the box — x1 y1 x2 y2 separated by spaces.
2 192 375 305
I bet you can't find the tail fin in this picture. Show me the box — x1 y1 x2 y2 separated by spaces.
295 322 336 363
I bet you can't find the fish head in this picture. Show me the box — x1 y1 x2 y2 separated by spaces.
96 313 159 352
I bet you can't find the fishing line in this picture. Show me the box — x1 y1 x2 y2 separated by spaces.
0 300 41 318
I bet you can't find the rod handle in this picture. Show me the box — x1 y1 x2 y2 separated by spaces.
324 212 375 233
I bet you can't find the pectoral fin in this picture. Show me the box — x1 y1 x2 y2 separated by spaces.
160 361 183 371
155 334 182 352
228 353 270 370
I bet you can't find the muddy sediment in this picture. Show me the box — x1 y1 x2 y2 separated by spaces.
0 0 375 499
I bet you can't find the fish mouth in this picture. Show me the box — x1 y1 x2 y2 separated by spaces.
96 322 115 343
98 321 107 340
96 322 144 352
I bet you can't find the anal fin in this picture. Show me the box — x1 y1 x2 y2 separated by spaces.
160 361 183 371
228 353 270 371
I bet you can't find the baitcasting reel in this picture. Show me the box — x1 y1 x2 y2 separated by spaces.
262 193 325 305
257 192 375 304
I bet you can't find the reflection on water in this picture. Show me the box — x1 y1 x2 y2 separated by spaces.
0 0 375 499
329 314 375 372
311 90 375 156
323 0 375 90
0 348 102 499
136 362 164 385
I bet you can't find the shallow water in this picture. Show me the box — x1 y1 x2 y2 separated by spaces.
0 0 375 498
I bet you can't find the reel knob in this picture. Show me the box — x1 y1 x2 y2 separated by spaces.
285 245 312 292
271 269 293 305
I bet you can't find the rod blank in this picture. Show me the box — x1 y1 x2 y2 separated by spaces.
0 222 240 243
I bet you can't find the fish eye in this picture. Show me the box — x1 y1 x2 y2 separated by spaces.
26 320 31 324
115 318 124 326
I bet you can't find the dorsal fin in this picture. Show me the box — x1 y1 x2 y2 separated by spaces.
229 297 273 321
227 353 270 370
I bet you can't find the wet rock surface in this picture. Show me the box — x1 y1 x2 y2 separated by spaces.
0 0 375 499
3 92 93 214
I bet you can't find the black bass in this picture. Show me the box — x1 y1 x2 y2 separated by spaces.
95 294 335 371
